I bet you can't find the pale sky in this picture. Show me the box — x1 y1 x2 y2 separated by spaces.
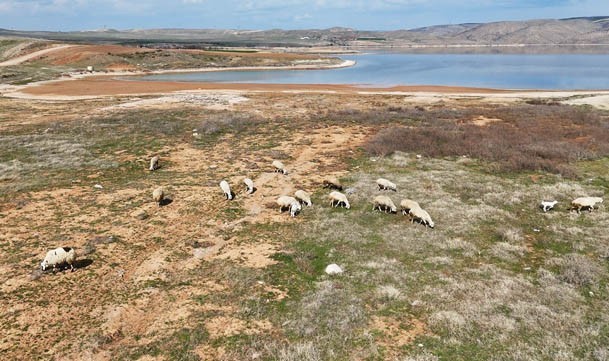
0 0 608 31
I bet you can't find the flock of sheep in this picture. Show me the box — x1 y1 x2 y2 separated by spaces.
38 155 604 273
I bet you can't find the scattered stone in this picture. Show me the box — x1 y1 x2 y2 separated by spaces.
345 187 356 195
94 184 103 189
325 263 343 275
30 269 43 281
132 209 148 220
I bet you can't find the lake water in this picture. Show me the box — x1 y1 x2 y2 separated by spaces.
137 53 609 90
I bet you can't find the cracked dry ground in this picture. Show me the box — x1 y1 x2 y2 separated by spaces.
0 93 377 360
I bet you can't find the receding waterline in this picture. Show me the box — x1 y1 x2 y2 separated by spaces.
134 53 609 90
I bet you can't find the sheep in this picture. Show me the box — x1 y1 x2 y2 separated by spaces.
152 187 164 205
276 196 301 217
243 178 255 194
40 247 76 272
295 189 312 207
272 160 288 175
329 191 350 209
149 156 160 171
322 177 343 191
376 178 397 192
570 196 603 213
540 200 558 212
372 195 397 213
399 199 421 215
220 180 233 200
408 206 434 228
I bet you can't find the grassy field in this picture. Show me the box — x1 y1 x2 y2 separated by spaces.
0 93 608 360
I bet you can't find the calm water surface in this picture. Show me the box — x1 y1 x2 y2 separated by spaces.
137 53 609 90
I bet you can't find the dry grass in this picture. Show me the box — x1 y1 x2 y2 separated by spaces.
1 93 608 360
362 104 609 176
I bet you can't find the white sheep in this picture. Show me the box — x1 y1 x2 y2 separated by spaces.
329 191 350 209
376 178 397 192
322 177 343 191
220 180 233 200
295 190 312 207
372 195 397 213
41 247 76 272
399 199 421 215
152 187 164 205
149 156 159 171
276 196 301 217
243 178 255 194
272 160 288 175
540 200 558 212
409 207 434 228
571 196 603 213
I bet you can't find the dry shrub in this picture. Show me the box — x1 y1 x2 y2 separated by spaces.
362 104 609 176
277 342 321 361
198 112 260 135
559 253 604 286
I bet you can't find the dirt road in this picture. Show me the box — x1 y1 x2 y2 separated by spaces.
0 44 75 66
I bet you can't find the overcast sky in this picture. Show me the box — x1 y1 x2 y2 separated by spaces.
1 0 608 31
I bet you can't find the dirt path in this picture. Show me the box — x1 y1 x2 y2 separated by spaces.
0 44 75 66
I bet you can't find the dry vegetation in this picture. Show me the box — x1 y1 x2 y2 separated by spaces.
0 42 343 85
0 92 608 360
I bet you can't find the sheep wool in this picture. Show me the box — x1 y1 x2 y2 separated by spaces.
372 195 397 213
244 178 255 194
571 196 603 213
152 187 164 205
272 160 288 175
277 196 300 216
220 180 233 200
41 247 76 272
376 178 397 192
149 156 160 171
295 190 312 207
400 199 421 215
329 191 350 209
409 207 435 228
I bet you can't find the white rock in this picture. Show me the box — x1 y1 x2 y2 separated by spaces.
325 263 343 275
94 184 103 189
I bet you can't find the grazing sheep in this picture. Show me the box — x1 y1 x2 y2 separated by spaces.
276 196 301 217
149 156 160 171
409 207 434 228
322 177 343 191
376 178 397 192
329 191 350 209
243 178 255 194
290 201 302 217
400 199 421 215
41 247 76 272
372 195 397 213
272 160 288 175
571 196 603 213
220 180 233 200
152 187 164 205
540 200 558 212
295 190 312 207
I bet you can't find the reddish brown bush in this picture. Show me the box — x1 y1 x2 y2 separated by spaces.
361 104 609 176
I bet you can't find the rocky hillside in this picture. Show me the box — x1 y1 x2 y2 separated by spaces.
1 16 609 48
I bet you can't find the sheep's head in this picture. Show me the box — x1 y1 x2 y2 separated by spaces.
290 202 301 216
40 260 48 271
345 201 351 209
428 220 435 228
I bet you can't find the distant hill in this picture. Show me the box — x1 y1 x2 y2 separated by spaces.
2 16 609 49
